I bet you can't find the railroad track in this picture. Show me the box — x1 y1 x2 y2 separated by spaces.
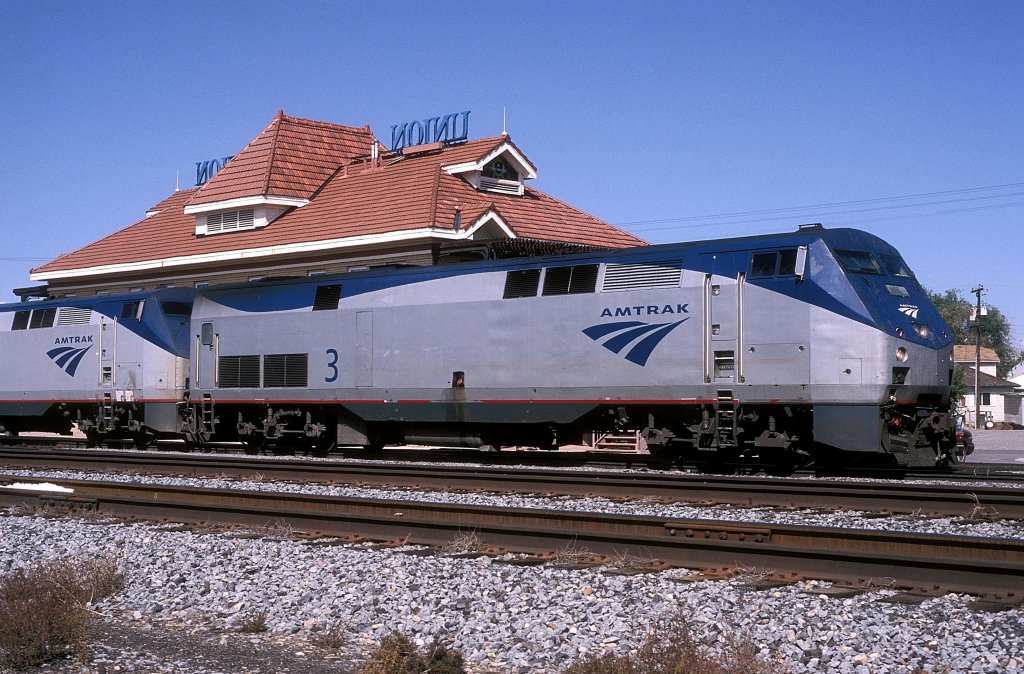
2 447 1024 518
4 436 1021 476
1 476 1021 605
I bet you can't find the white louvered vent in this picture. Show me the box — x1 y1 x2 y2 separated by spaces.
602 261 684 292
56 307 93 325
479 177 523 195
205 208 256 235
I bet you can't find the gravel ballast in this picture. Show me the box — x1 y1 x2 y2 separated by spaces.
1 512 1022 674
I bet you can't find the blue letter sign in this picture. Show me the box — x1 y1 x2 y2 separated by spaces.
390 110 470 151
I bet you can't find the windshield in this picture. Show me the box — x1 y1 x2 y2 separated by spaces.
879 253 915 278
834 249 882 275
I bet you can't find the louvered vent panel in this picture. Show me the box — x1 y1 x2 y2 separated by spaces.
205 209 256 235
57 307 93 325
264 354 308 387
602 261 684 291
313 285 342 311
503 269 541 299
480 177 522 195
218 355 261 388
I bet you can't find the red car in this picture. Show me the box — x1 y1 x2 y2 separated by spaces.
955 416 975 460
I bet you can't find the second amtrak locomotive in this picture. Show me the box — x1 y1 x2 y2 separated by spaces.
0 225 957 468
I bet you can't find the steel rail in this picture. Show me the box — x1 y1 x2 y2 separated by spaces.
2 448 1024 518
0 477 1022 601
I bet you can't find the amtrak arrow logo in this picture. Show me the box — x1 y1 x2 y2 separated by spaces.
582 318 688 366
898 305 920 319
47 345 92 377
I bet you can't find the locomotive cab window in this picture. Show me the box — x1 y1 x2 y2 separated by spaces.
750 249 799 278
120 301 144 320
542 264 599 296
880 253 915 278
834 249 882 275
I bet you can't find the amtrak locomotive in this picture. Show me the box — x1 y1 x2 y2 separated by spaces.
0 225 958 468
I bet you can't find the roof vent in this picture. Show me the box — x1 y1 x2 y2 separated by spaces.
798 223 824 231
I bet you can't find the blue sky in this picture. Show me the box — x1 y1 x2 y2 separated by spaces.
1 1 1022 347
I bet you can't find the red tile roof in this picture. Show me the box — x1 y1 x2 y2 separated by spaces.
187 111 377 206
32 120 645 279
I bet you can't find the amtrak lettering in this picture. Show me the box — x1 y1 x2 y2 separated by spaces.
599 304 689 318
53 335 94 345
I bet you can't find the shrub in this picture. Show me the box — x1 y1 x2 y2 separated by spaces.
309 622 350 650
237 609 269 633
357 631 466 674
0 557 124 670
561 617 785 674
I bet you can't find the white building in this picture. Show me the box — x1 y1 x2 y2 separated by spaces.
953 345 1022 427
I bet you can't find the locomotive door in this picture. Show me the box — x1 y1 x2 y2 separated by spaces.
703 253 746 383
195 322 218 389
98 317 116 388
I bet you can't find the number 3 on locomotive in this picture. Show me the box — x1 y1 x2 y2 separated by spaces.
325 348 339 383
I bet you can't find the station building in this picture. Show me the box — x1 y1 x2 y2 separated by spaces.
27 111 645 298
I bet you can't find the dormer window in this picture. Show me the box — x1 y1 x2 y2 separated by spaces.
443 141 537 197
483 158 519 182
480 158 522 195
191 203 289 237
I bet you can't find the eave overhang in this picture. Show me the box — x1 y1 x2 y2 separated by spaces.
29 211 516 283
183 195 310 215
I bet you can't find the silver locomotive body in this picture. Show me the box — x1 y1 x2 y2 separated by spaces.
0 289 193 446
184 226 955 467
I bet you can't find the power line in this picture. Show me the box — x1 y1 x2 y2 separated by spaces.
616 181 1024 231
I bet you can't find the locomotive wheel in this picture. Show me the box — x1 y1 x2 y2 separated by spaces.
84 429 101 448
241 436 265 456
133 431 157 451
310 438 336 458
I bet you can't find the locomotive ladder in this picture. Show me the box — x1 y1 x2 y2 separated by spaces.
715 390 736 447
100 393 115 432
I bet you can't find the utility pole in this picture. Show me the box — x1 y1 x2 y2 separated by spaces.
972 285 985 429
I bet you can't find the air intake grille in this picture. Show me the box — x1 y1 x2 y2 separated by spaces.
602 261 683 291
503 269 541 298
313 285 341 311
218 355 260 388
264 353 309 387
57 307 92 325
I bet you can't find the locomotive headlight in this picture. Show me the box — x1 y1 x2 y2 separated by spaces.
895 347 909 363
913 323 931 339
